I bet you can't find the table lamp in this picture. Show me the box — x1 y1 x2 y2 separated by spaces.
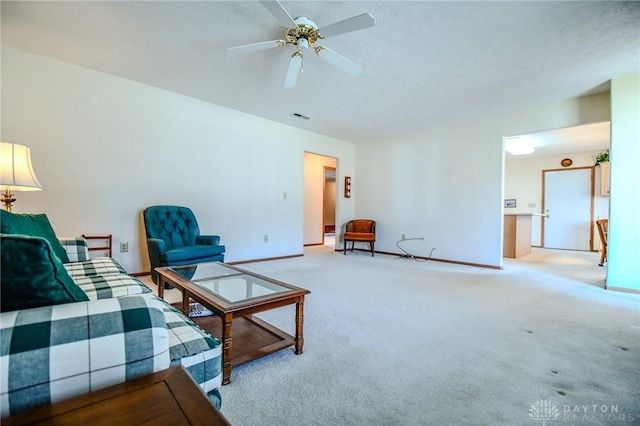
0 142 43 211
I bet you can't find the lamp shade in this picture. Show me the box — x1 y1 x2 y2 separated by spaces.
0 142 43 191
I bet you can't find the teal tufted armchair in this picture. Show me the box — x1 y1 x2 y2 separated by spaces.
143 206 225 285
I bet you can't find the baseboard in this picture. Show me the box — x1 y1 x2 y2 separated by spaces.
133 250 502 275
425 255 502 270
605 286 640 294
336 248 503 270
229 253 304 265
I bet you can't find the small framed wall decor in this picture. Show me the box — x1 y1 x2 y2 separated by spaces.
344 176 351 198
504 199 516 208
561 158 573 167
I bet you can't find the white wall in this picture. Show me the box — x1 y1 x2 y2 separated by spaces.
1 48 355 273
608 73 640 292
3 48 636 289
303 152 336 245
356 95 610 267
505 150 610 247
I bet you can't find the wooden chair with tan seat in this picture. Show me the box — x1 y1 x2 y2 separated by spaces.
596 218 608 266
343 219 376 257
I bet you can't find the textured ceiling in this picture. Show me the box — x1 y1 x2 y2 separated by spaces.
2 1 639 146
506 121 610 160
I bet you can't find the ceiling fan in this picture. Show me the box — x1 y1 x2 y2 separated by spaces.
227 1 376 88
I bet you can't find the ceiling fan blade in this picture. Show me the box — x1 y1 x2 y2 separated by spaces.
226 39 285 56
284 51 303 89
319 13 376 38
260 0 297 28
315 46 361 76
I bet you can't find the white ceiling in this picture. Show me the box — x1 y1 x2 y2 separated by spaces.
507 121 611 159
1 1 638 146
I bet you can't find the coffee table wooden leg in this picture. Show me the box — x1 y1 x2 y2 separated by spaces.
157 276 165 300
222 312 233 385
181 290 190 317
294 296 305 355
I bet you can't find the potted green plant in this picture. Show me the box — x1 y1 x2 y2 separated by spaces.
595 150 609 166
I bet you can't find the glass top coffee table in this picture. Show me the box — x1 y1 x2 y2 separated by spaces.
156 262 310 385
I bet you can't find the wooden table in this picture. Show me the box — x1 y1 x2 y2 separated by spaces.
156 262 310 385
3 366 231 425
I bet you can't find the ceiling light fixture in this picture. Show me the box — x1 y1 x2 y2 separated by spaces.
505 136 535 156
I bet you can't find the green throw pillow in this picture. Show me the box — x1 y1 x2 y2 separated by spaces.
0 210 69 263
0 234 89 312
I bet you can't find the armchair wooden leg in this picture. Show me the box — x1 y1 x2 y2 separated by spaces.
344 240 347 255
370 242 374 257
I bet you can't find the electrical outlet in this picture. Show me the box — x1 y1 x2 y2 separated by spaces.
401 234 406 240
120 242 128 253
264 234 269 243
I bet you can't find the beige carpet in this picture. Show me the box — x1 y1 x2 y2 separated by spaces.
147 246 639 425
509 247 608 289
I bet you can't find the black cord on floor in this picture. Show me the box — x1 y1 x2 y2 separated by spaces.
396 238 436 262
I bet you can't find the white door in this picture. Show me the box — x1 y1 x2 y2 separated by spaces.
543 168 593 250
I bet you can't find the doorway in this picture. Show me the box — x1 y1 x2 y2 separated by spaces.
542 167 594 250
303 152 337 246
503 121 610 286
324 167 336 248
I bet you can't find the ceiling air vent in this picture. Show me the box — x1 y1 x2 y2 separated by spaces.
291 113 310 120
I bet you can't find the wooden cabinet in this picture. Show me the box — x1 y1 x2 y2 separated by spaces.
598 162 610 196
503 214 532 258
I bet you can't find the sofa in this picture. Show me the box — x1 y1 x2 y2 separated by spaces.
0 211 223 418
